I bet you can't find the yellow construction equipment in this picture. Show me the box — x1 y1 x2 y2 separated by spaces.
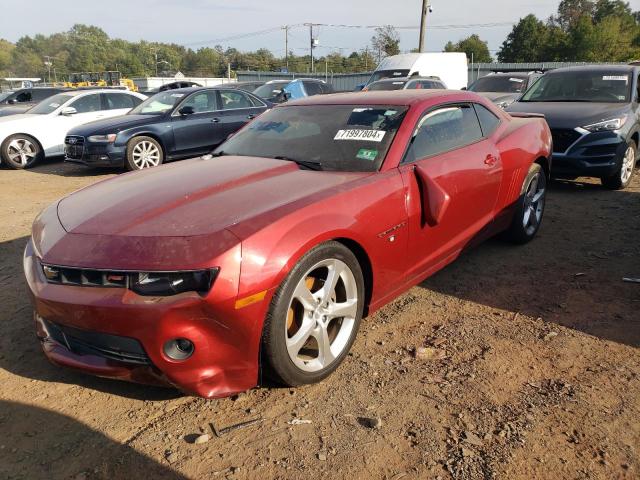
63 71 138 91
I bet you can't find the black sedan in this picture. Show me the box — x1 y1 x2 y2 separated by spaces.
508 65 640 189
64 87 269 170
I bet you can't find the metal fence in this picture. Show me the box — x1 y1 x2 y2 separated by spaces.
239 62 628 91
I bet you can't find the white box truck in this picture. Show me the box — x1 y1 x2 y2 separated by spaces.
366 53 468 90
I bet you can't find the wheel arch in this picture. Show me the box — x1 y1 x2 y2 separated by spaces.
126 132 167 155
332 237 374 317
534 156 550 180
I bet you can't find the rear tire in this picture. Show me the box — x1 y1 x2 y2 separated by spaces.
601 141 636 190
504 163 546 244
1 134 43 169
125 136 164 171
261 241 364 387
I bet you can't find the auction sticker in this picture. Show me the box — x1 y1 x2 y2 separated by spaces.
334 129 386 142
356 148 379 161
603 76 628 82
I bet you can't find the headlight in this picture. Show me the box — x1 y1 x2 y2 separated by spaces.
582 116 628 132
130 269 218 296
88 134 117 143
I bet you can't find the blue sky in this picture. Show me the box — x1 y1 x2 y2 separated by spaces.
1 0 637 55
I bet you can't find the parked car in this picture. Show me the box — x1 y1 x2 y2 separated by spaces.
468 72 543 109
64 87 269 170
253 78 333 103
25 90 551 398
0 87 72 117
226 81 265 92
366 52 468 90
507 65 639 189
0 89 146 169
362 76 447 91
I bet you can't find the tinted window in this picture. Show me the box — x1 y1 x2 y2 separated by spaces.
406 80 445 90
31 89 56 101
15 90 32 102
106 93 136 110
474 104 500 136
405 105 483 162
254 82 289 99
215 104 408 172
29 94 74 114
320 83 333 94
219 90 253 109
70 94 103 113
521 70 631 103
181 91 218 113
303 81 323 96
130 91 184 115
368 69 410 83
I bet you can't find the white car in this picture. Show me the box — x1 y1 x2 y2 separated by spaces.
0 89 147 169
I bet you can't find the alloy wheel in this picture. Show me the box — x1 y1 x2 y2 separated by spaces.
620 145 635 184
285 258 358 373
132 141 161 169
522 171 546 236
7 138 36 167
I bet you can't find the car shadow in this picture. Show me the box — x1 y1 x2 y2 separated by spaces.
19 156 123 178
0 400 188 479
419 179 640 348
0 235 181 401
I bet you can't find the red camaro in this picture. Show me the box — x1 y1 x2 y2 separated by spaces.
24 91 552 398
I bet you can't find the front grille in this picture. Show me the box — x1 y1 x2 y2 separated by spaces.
64 136 85 159
44 319 151 365
42 263 129 288
551 129 583 154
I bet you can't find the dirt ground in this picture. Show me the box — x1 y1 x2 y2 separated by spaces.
0 159 638 480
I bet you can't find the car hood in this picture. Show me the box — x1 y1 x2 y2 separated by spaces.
68 114 164 136
57 156 369 238
506 102 630 129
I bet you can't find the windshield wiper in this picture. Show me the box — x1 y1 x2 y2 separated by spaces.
274 156 323 171
209 151 227 157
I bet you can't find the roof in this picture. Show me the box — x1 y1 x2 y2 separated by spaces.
265 78 326 84
284 90 478 107
550 65 637 74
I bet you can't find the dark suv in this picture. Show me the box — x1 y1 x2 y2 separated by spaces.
253 79 333 103
0 87 71 116
508 65 640 189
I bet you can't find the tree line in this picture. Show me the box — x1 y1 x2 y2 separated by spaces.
0 1 638 82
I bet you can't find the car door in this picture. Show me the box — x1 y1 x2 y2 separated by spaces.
171 90 225 156
48 93 105 154
397 103 502 279
216 89 266 139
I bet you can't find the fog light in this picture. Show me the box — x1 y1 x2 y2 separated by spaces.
163 338 194 360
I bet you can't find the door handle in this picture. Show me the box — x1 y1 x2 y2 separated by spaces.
247 114 256 120
484 154 497 166
211 117 220 123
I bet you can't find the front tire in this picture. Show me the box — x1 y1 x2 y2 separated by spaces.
261 241 365 386
505 163 546 244
125 136 164 171
601 141 636 190
1 134 43 169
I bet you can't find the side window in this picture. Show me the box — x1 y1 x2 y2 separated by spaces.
303 81 323 96
105 93 136 110
69 94 102 113
404 104 483 162
320 83 333 94
473 104 501 136
180 91 218 113
31 89 54 101
15 90 32 102
219 90 253 109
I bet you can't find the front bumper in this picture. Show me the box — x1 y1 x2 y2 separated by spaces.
551 130 629 178
24 238 269 399
64 138 126 168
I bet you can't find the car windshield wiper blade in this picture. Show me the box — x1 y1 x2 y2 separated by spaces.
274 156 323 171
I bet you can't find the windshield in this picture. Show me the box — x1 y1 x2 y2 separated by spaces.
366 81 406 91
214 104 409 172
28 94 74 114
521 71 631 103
368 70 410 84
0 91 14 102
470 76 527 93
253 82 289 99
129 91 185 115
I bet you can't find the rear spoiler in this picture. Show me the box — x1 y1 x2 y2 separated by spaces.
508 112 545 119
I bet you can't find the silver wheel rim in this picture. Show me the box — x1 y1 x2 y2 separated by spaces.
522 171 545 236
285 258 358 373
132 141 161 169
621 146 635 184
7 138 36 166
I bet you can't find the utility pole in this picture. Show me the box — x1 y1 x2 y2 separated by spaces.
43 56 53 84
283 25 289 71
418 0 430 52
154 51 158 77
309 23 314 73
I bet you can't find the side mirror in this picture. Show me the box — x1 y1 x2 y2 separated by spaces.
60 107 77 116
282 91 292 101
7 99 16 104
179 106 195 116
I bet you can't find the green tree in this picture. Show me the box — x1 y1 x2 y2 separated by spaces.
0 39 15 75
371 25 400 61
444 34 492 62
498 15 550 62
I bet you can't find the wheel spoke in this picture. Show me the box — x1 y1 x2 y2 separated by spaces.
293 281 316 311
527 175 539 197
522 206 531 227
313 324 335 366
286 319 315 358
20 153 27 165
532 188 545 203
327 298 358 319
319 260 344 304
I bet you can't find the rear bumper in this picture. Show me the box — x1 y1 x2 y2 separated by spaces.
551 130 628 178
